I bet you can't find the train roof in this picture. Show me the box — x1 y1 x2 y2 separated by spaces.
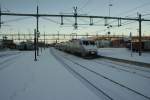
71 38 94 41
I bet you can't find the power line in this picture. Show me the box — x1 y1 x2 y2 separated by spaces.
87 20 137 35
117 1 150 17
3 16 31 23
64 17 74 23
41 17 60 24
78 0 91 12
91 1 150 32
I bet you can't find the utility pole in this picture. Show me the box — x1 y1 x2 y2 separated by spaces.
23 34 26 40
61 15 63 25
130 32 133 57
36 5 39 56
73 6 78 29
44 31 45 50
18 32 20 41
108 1 112 17
108 0 113 40
86 33 89 38
0 5 1 29
57 31 59 43
90 17 93 25
139 14 142 56
34 29 37 61
96 33 98 39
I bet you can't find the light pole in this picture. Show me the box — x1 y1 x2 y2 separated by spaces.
108 0 113 17
34 29 37 61
126 28 133 57
37 31 40 56
57 31 59 43
130 32 133 57
107 0 113 40
0 5 10 29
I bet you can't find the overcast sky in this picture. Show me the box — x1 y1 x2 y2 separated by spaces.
0 0 150 36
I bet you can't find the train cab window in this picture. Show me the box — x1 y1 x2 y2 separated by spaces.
83 41 89 45
90 41 95 45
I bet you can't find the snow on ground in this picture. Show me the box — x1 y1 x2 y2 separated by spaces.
1 48 150 100
0 50 22 71
98 48 150 64
53 48 150 100
0 49 100 100
0 50 20 57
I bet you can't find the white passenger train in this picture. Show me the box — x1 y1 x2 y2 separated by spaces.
55 39 98 57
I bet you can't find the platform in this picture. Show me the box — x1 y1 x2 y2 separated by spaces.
98 48 150 66
0 49 100 100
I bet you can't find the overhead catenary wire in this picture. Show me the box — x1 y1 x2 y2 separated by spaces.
87 20 137 35
64 17 74 23
88 1 150 33
3 16 32 23
0 4 149 36
78 0 91 12
0 1 148 56
117 1 150 17
41 17 60 24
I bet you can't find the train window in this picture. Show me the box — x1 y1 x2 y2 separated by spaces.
83 41 89 45
90 41 95 45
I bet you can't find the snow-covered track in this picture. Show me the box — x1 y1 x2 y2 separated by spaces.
0 53 21 71
0 52 20 58
62 56 150 100
100 60 150 73
51 48 150 100
51 48 114 100
99 56 150 68
93 60 150 79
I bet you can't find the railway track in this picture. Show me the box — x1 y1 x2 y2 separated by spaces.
59 48 150 79
93 60 150 79
0 53 21 71
51 48 150 100
0 53 17 58
55 48 150 79
100 60 150 73
50 48 113 100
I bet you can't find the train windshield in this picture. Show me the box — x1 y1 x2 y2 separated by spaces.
89 41 95 45
82 41 95 45
83 41 89 45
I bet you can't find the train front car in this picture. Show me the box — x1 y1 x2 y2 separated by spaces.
80 39 97 57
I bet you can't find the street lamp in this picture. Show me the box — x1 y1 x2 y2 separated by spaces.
108 3 113 17
107 0 113 40
37 31 40 56
130 32 133 57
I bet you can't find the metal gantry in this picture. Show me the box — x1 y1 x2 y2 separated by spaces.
0 6 150 56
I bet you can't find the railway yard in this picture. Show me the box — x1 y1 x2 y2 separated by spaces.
0 47 150 100
1 0 150 100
